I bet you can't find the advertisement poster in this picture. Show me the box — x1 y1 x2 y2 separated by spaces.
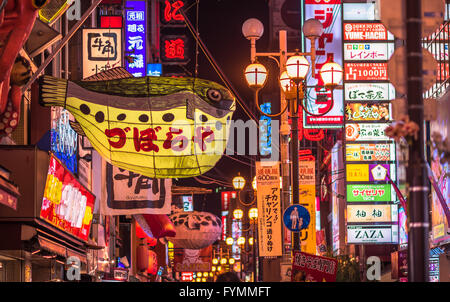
256 161 282 257
292 251 338 282
347 225 398 244
304 0 344 129
347 184 393 202
345 103 391 122
345 123 391 142
40 155 95 241
346 143 394 161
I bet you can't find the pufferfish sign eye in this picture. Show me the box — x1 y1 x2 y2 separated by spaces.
207 89 222 102
31 0 50 9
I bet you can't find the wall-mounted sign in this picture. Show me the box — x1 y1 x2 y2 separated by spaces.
346 163 396 182
345 103 391 122
347 204 398 223
292 251 338 282
304 0 344 129
347 184 393 202
260 102 272 156
147 63 162 77
51 108 78 174
344 23 394 41
182 195 193 212
40 155 95 241
345 83 396 101
343 2 377 21
344 43 395 61
346 123 391 142
161 35 189 64
345 63 388 81
347 225 398 244
82 28 122 79
161 0 186 25
100 16 123 29
124 1 147 77
346 143 395 161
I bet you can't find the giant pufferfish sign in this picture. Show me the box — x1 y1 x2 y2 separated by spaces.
39 68 236 178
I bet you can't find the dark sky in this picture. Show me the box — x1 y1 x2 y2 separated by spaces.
176 0 271 189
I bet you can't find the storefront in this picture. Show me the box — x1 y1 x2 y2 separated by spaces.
0 146 94 282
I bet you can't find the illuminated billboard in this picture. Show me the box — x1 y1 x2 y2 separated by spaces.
345 123 391 142
345 103 391 122
347 184 393 202
124 1 147 77
347 225 398 244
345 83 396 101
346 163 396 182
344 23 394 41
346 143 395 161
345 63 388 81
344 43 395 61
347 204 398 223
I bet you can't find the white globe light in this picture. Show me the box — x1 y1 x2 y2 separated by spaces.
303 18 324 39
244 63 268 89
242 18 264 40
319 61 343 88
286 55 310 82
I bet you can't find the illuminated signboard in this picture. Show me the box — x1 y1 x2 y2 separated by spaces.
100 16 123 28
346 163 396 182
82 28 122 79
344 43 395 61
347 204 398 223
161 35 189 64
147 63 162 76
345 103 391 122
343 3 377 20
345 123 391 142
51 108 78 174
304 0 344 129
347 225 398 244
398 206 408 245
345 83 396 101
259 102 272 156
182 195 193 212
347 184 393 202
346 143 395 161
345 63 388 81
344 23 394 41
161 0 185 25
40 155 95 241
124 1 147 77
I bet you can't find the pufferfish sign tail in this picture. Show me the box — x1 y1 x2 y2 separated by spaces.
39 68 236 179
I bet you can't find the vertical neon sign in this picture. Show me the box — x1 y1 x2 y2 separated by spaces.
124 1 147 77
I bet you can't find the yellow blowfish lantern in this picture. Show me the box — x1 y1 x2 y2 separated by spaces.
39 68 236 178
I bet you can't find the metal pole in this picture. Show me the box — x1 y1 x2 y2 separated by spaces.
291 82 301 252
406 0 429 282
253 222 257 282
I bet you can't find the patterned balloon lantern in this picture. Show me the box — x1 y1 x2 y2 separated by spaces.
169 211 222 250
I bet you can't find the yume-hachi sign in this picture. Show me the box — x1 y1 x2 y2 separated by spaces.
344 23 394 41
344 43 395 61
304 0 343 129
345 63 388 81
256 161 282 257
292 251 338 282
298 161 316 255
345 103 390 122
347 225 398 244
40 155 95 242
347 184 392 202
345 83 396 101
346 143 395 162
39 70 235 179
347 204 398 223
346 123 391 142
82 28 122 79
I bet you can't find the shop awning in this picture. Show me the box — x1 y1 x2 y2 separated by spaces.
36 234 87 264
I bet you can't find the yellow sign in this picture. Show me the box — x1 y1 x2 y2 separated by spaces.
256 161 282 257
347 204 395 223
299 161 316 255
346 164 369 182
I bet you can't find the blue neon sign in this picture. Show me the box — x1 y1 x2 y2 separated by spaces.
124 1 147 77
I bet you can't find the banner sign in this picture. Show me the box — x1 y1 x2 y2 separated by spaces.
292 251 338 282
346 143 394 161
124 0 147 77
40 155 95 241
344 23 394 41
345 63 388 81
347 204 398 223
105 164 172 215
256 161 282 257
304 0 344 129
347 225 398 244
345 123 391 141
347 184 393 202
345 103 391 122
345 83 396 101
344 43 395 61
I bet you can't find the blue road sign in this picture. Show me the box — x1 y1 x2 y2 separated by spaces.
283 205 310 232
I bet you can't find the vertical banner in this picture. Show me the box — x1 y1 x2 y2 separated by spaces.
304 0 343 129
256 161 282 257
124 0 147 77
299 161 316 255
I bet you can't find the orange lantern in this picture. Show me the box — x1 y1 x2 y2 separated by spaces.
136 220 158 247
136 238 149 272
147 250 158 275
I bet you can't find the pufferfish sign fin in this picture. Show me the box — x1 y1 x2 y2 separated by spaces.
69 121 86 137
82 67 133 82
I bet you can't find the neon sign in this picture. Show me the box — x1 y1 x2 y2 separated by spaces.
163 0 185 23
124 1 147 77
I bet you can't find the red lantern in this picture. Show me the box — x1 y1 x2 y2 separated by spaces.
147 250 158 275
136 239 149 272
136 221 158 247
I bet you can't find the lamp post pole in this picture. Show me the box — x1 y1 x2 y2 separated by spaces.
291 81 301 252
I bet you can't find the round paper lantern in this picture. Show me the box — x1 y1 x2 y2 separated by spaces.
136 239 149 272
169 211 222 249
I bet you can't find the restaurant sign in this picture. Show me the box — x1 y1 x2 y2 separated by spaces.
347 184 393 202
344 43 395 61
345 83 396 101
346 143 395 161
345 103 391 122
345 63 388 81
347 225 398 244
347 204 398 223
346 123 391 142
346 163 396 182
344 23 394 41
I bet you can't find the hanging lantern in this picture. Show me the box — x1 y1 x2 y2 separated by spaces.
147 250 158 275
136 238 149 272
135 220 158 247
134 214 176 239
168 211 222 249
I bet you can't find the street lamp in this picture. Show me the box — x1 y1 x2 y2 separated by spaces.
233 208 244 220
248 208 258 220
232 173 246 191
